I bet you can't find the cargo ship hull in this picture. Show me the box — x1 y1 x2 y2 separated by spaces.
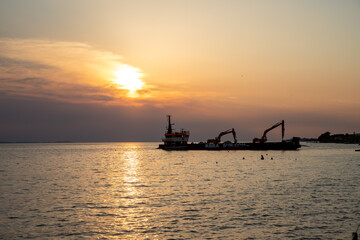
159 137 301 151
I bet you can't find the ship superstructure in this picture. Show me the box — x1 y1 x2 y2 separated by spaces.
162 115 190 147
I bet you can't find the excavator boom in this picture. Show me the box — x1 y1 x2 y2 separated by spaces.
207 128 237 144
253 120 285 143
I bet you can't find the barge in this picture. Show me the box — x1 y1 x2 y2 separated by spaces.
158 115 301 151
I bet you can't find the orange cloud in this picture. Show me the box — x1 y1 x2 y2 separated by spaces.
0 38 235 111
0 38 154 105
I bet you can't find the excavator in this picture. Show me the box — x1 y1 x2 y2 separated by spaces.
207 128 237 144
253 120 285 143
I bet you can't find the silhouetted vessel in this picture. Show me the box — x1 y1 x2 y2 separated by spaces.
158 116 301 151
160 115 190 150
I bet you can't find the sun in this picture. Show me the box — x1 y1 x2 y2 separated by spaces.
112 65 144 96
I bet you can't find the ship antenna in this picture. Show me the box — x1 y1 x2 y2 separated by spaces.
167 115 174 134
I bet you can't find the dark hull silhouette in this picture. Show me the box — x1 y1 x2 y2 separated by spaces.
159 137 301 151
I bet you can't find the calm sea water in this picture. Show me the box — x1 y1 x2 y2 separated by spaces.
0 142 359 239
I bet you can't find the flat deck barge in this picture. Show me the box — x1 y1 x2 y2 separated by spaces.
158 115 301 151
159 138 300 151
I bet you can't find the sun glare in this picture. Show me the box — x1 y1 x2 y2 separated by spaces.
112 65 144 96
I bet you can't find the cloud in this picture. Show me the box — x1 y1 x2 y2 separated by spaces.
0 57 54 71
0 38 253 107
0 38 137 104
0 38 213 107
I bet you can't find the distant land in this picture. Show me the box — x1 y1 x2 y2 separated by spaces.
317 132 360 144
299 137 318 142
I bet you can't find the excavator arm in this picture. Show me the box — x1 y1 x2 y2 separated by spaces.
253 120 284 143
208 128 237 144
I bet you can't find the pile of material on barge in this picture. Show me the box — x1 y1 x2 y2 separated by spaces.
158 115 301 151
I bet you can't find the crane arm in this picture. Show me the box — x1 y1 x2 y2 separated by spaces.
232 129 237 143
216 128 237 143
253 120 285 143
262 120 284 140
208 128 237 144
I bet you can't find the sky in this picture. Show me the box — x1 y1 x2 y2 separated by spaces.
0 0 359 142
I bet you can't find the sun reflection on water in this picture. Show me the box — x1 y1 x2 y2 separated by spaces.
112 145 151 236
123 149 140 198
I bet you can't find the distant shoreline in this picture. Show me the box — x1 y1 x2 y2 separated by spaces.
0 141 159 144
0 141 76 144
1 140 359 145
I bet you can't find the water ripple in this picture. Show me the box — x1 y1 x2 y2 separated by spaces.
0 142 359 239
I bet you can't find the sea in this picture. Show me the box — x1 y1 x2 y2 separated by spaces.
0 142 359 239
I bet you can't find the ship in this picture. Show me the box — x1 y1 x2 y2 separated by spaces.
158 115 301 151
159 115 190 150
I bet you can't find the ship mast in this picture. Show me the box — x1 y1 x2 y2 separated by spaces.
166 115 174 134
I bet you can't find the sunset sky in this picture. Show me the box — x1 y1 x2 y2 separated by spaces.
0 0 359 142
